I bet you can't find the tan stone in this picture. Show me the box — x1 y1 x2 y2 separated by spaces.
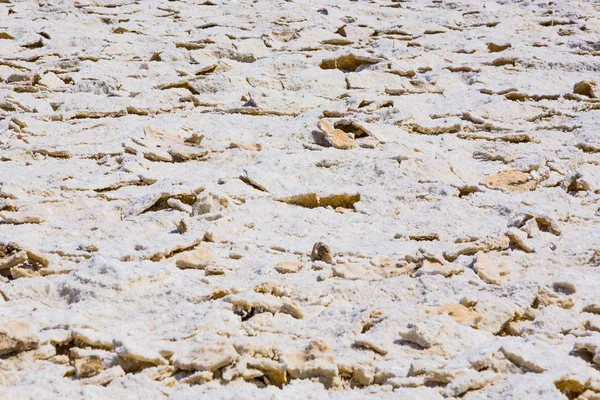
175 247 215 269
0 317 39 356
473 251 511 285
274 262 302 274
316 120 355 150
485 169 536 192
172 342 238 372
332 263 380 280
75 356 104 378
573 81 597 98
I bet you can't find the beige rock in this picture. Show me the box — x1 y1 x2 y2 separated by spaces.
332 263 380 280
415 260 464 278
181 370 214 384
573 81 597 98
114 340 168 368
229 142 262 151
74 356 104 378
485 169 536 192
319 53 379 72
474 299 518 334
506 228 535 253
38 72 64 89
0 211 45 224
10 265 41 279
72 328 114 350
399 315 449 348
500 340 565 372
286 339 338 380
354 333 388 355
0 250 28 271
172 342 238 372
274 262 302 274
0 317 39 356
80 366 125 386
574 337 600 364
247 357 287 386
473 251 511 285
279 193 360 209
446 370 503 396
174 247 215 269
316 120 355 149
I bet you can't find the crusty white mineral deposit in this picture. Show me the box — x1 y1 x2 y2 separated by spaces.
1 0 600 398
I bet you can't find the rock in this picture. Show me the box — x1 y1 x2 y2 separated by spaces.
80 366 125 386
500 340 567 372
332 263 380 280
574 336 600 364
319 53 380 72
172 341 238 372
72 328 114 350
474 298 518 334
488 42 511 52
446 370 502 397
315 119 355 149
0 250 28 271
225 292 304 320
229 142 262 151
573 81 597 98
0 317 39 356
0 211 45 224
74 355 104 378
278 192 360 209
286 339 338 380
114 340 168 371
38 72 64 89
485 169 536 192
399 315 449 348
124 126 208 163
181 370 214 384
414 260 464 278
174 247 216 269
506 228 535 253
354 333 388 355
274 262 302 274
311 242 333 264
167 198 193 214
473 251 511 285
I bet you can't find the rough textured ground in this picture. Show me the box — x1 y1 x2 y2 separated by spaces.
1 0 600 398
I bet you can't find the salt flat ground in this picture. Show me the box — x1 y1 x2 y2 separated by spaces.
1 0 600 398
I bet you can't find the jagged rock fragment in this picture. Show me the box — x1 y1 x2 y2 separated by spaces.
315 119 355 149
75 356 104 378
573 81 597 98
0 317 39 356
311 242 333 264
